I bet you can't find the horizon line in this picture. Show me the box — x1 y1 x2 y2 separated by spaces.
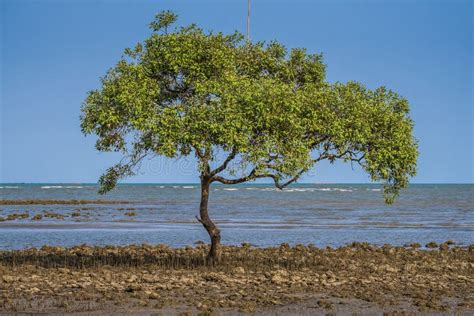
1 182 473 185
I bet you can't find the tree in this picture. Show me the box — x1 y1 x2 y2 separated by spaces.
81 11 418 264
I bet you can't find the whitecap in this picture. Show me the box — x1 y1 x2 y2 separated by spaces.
334 188 352 192
182 186 195 189
65 186 83 189
371 188 382 192
2 186 19 189
41 186 63 189
223 188 238 191
315 188 331 191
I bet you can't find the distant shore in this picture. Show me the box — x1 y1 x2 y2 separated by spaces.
1 243 472 315
0 199 132 205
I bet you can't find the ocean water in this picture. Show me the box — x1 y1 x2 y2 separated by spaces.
0 183 472 250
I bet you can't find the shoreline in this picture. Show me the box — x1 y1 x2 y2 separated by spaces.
1 243 472 315
0 199 133 205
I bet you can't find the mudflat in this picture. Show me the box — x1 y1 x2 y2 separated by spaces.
0 242 472 315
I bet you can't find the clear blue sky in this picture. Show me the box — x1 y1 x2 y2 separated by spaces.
1 0 472 184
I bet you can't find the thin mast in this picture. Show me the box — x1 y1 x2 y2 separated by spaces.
247 0 251 42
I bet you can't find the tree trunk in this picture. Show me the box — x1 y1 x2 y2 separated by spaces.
198 176 221 265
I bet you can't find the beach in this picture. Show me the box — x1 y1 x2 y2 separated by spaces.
1 243 473 315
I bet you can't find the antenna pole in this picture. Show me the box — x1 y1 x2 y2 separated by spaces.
247 0 251 42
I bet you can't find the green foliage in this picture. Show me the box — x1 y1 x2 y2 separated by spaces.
149 10 177 33
81 11 418 203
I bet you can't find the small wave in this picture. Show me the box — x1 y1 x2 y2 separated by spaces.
65 186 83 189
182 186 195 189
284 188 315 192
157 186 165 188
333 188 353 192
41 186 63 189
245 187 259 190
0 186 20 189
223 188 238 191
172 186 179 188
310 188 354 192
370 189 382 192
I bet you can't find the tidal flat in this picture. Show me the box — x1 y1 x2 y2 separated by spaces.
0 243 473 315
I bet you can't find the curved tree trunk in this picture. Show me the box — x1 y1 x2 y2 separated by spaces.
198 176 221 265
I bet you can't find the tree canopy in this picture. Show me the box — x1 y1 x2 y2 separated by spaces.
81 11 418 203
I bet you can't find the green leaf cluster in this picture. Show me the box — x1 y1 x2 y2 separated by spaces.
81 11 418 203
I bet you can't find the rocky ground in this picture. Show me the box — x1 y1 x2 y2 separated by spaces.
0 242 473 315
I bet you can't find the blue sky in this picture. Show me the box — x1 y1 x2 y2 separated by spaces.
1 0 472 184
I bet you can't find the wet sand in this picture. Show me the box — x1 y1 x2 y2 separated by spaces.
0 242 473 315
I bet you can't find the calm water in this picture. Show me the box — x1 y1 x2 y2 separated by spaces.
0 184 472 250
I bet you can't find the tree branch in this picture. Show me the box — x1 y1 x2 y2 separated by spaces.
211 168 265 184
270 150 366 189
271 171 304 189
210 148 238 176
194 146 205 160
194 146 210 175
210 148 366 188
195 215 204 224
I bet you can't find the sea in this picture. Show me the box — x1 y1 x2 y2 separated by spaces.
0 183 472 250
